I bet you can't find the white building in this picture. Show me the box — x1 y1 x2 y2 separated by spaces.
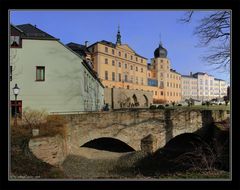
181 72 228 101
214 78 228 99
10 24 104 116
181 74 198 100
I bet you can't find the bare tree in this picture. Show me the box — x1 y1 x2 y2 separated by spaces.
179 11 230 71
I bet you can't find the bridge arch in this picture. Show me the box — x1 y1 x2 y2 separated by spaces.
81 137 135 152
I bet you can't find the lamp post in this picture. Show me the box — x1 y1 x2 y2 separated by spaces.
12 84 20 127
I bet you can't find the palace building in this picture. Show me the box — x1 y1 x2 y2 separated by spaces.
71 27 182 108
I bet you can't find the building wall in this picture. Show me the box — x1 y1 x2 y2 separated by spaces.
10 39 104 113
104 88 153 109
214 79 228 99
181 76 198 100
150 57 182 103
182 73 228 101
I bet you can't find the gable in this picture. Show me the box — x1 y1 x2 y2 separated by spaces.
119 44 136 53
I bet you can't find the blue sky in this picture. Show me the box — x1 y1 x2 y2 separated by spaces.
10 10 230 83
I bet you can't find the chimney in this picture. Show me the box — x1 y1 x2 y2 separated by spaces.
85 41 88 47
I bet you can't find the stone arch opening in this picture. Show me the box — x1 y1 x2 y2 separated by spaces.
143 94 148 107
132 94 139 107
81 137 135 153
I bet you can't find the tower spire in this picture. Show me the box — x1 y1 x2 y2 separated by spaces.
159 33 163 46
116 25 122 45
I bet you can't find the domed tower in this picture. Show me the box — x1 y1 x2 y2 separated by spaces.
150 42 171 90
154 43 168 58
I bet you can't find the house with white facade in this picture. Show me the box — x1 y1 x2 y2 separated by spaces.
181 74 198 100
10 24 104 116
181 72 228 101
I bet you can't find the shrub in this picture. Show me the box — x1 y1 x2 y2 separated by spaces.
165 104 169 107
157 105 165 109
149 105 157 109
202 102 206 106
22 107 48 129
177 104 182 106
219 103 222 105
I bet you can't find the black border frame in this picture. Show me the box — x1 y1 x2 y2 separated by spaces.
1 0 239 189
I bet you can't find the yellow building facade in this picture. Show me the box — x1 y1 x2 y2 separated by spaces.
87 28 181 104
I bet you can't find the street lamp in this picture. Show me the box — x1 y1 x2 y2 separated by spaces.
12 84 20 127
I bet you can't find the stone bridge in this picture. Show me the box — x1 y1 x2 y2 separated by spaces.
29 109 228 166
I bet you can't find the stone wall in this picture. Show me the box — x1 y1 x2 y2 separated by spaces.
28 109 228 166
104 88 153 109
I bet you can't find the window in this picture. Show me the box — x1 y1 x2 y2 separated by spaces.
10 36 20 47
200 79 203 85
112 49 115 55
112 72 115 81
160 73 163 77
105 47 108 53
10 65 12 81
119 73 121 81
105 71 108 80
136 57 138 62
167 92 169 96
36 66 45 81
105 58 108 64
170 92 172 96
161 91 163 96
160 60 163 63
141 59 143 63
160 65 163 69
167 82 169 87
205 80 208 85
131 55 133 60
130 65 133 70
131 76 133 83
155 91 157 95
112 60 115 66
136 77 138 84
160 81 164 88
125 75 128 82
141 68 143 72
84 72 88 92
141 78 143 85
119 62 121 67
136 67 138 71
176 84 178 88
125 63 127 69
148 73 150 77
119 51 121 56
167 74 169 78
125 53 127 58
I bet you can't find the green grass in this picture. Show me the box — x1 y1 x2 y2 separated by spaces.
163 104 230 111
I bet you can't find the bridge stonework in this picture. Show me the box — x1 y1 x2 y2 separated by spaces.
29 109 228 166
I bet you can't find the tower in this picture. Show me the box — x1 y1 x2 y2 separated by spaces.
116 25 121 45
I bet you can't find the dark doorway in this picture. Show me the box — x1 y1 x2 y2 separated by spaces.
143 95 148 107
81 137 135 153
11 100 22 118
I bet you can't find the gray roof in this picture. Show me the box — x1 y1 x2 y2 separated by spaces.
214 78 225 81
88 40 147 59
170 69 181 75
181 75 197 79
16 24 57 40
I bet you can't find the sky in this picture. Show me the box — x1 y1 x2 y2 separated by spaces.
10 10 230 83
